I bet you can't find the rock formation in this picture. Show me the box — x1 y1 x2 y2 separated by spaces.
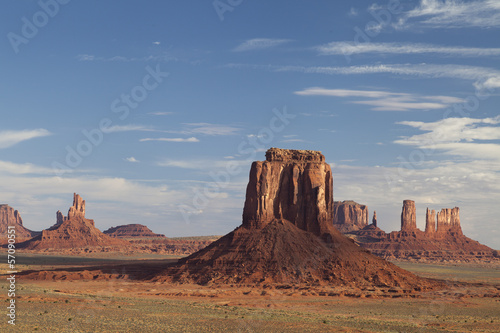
104 224 166 238
436 207 462 236
372 211 377 228
153 148 435 291
341 201 496 263
332 200 369 232
400 200 417 232
425 208 436 235
19 194 127 250
242 148 333 237
0 204 39 243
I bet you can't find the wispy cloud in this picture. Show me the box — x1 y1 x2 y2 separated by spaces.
124 157 140 163
101 125 153 133
295 87 464 111
76 54 179 62
316 42 500 57
183 123 240 136
148 112 174 116
140 137 199 143
0 160 57 175
395 0 500 29
395 116 500 161
0 129 51 149
233 38 292 52
250 63 500 91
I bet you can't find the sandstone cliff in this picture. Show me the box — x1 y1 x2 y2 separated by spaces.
104 224 166 238
242 148 333 237
400 200 417 232
20 194 127 250
332 200 369 232
0 204 39 243
343 201 496 263
154 148 435 291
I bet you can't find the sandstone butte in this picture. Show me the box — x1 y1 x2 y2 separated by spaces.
152 148 436 291
336 199 498 262
19 193 128 250
104 224 166 238
0 204 40 244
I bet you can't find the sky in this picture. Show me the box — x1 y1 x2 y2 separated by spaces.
1 0 499 248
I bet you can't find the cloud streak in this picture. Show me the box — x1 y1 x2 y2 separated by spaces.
295 87 464 111
233 38 291 52
316 42 500 57
140 137 199 143
0 129 51 149
396 0 500 29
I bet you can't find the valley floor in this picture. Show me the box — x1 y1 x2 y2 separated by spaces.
1 254 499 332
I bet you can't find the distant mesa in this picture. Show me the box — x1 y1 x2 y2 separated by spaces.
19 193 128 250
0 204 40 244
104 224 166 238
332 200 369 233
335 200 496 263
153 148 434 291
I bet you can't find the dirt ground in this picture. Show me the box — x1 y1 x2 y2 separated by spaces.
1 254 499 332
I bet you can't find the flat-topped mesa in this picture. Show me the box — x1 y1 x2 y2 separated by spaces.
436 207 462 236
265 147 325 163
401 200 417 232
243 148 333 236
425 208 436 235
332 200 369 232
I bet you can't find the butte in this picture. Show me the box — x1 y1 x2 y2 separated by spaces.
152 148 436 291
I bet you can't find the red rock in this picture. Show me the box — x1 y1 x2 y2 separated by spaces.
436 207 462 236
372 210 378 228
332 200 369 232
154 148 435 290
401 200 417 232
104 224 166 238
0 204 39 243
425 208 436 235
20 194 127 250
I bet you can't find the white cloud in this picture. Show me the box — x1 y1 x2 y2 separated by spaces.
183 123 240 136
124 157 140 163
294 87 464 111
395 116 500 161
399 0 500 29
0 129 51 149
140 137 199 143
233 38 292 52
348 7 359 17
0 160 56 175
101 125 153 133
148 112 174 116
268 63 500 92
316 42 500 57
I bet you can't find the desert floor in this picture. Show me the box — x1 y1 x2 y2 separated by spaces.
1 254 499 332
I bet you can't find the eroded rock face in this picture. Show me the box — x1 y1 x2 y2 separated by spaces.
425 208 436 235
20 194 126 250
0 204 39 242
242 148 333 236
372 211 378 228
104 224 166 238
332 201 369 232
401 200 417 232
436 207 462 236
67 193 85 220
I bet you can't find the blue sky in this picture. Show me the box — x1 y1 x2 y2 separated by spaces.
1 0 500 248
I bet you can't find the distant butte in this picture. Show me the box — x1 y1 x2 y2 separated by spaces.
152 148 436 291
335 200 497 263
104 224 166 238
0 204 40 244
19 193 128 250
